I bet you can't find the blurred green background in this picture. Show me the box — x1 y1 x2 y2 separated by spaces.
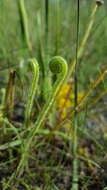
0 0 107 85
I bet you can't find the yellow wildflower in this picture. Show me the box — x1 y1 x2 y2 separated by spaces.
57 98 71 109
56 83 84 119
58 84 72 98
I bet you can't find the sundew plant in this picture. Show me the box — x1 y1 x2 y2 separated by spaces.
0 0 107 189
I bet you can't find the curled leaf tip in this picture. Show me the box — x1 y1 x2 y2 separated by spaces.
49 56 68 74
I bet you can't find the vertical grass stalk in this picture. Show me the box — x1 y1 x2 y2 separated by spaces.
43 0 52 100
18 0 32 53
55 0 61 55
72 0 80 189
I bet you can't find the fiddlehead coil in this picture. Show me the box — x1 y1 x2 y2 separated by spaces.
49 56 68 75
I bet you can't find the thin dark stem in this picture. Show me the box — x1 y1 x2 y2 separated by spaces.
72 0 80 190
45 0 49 37
74 0 80 107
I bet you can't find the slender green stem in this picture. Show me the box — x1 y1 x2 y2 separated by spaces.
18 0 32 52
36 11 45 75
24 59 39 128
72 118 78 190
43 0 52 101
55 0 61 55
15 56 68 177
71 0 80 188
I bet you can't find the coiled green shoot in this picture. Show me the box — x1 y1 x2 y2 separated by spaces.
16 56 68 177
